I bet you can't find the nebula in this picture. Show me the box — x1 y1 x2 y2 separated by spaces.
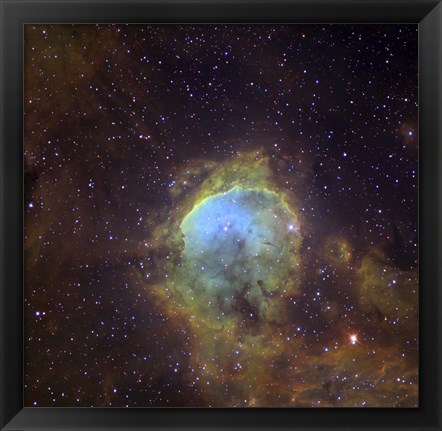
24 24 418 408
178 185 300 324
142 154 309 405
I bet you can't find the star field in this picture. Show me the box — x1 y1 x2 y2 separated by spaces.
24 24 418 407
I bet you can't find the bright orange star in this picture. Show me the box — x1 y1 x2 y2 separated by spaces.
349 333 360 345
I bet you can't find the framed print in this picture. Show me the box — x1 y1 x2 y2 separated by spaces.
1 0 441 430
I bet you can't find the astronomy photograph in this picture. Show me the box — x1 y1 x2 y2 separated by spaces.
24 24 418 407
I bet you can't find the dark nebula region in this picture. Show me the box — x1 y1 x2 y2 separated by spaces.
24 24 418 407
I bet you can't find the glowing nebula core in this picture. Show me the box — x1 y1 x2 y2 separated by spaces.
179 186 300 320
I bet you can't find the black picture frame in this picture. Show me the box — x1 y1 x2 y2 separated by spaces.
1 0 441 430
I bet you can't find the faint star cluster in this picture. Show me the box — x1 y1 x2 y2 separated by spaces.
24 24 418 407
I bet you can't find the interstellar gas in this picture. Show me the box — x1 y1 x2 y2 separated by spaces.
178 186 301 326
143 152 307 405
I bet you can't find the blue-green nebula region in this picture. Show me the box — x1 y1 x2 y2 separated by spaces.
178 186 300 321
